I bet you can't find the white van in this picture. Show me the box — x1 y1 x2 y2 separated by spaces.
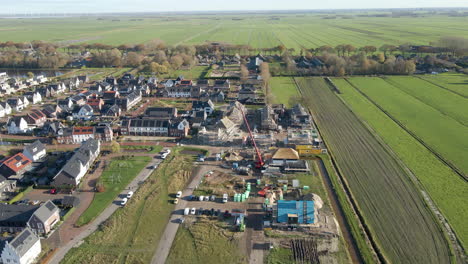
127 191 134 198
222 194 228 203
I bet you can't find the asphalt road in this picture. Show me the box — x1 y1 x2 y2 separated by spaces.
47 157 164 264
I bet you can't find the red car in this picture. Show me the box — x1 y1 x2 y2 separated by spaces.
50 188 57 194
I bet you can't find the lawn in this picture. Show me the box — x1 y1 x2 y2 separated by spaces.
269 77 299 107
120 145 163 154
62 148 197 264
418 73 468 97
75 155 151 226
166 219 247 264
266 247 294 264
296 77 452 264
333 77 468 251
346 77 468 176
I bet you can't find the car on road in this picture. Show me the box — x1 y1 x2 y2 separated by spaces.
203 196 209 201
191 195 199 201
127 191 134 198
174 198 179 204
121 198 128 206
190 207 196 215
210 195 216 201
176 191 182 198
199 195 204 201
184 208 190 215
50 188 57 194
222 193 228 203
147 165 156 169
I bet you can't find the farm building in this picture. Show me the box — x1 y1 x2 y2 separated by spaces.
276 200 315 225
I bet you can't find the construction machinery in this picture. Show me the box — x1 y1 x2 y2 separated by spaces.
237 105 265 169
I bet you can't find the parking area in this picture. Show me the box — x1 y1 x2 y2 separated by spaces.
23 188 70 204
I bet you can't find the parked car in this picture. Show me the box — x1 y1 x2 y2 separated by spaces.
198 207 203 215
190 207 196 215
184 208 190 215
127 191 134 198
222 194 228 203
210 195 216 201
50 188 57 194
191 195 199 201
203 196 209 201
176 191 182 198
199 196 204 201
121 198 128 206
30 200 40 205
174 198 179 204
224 210 231 218
179 217 185 224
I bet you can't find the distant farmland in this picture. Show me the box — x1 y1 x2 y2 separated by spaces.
296 77 452 264
0 14 467 49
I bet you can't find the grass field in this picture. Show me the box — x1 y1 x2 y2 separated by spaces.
346 77 468 176
75 156 152 226
419 73 468 98
62 148 195 264
333 77 467 251
296 77 452 264
269 77 299 107
167 219 247 264
1 14 467 50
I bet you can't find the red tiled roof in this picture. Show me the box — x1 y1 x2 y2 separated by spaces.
1 153 32 173
73 126 94 135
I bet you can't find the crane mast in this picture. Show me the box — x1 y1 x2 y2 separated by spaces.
238 105 264 168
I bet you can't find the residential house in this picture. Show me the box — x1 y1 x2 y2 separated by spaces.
77 75 89 85
36 87 55 98
7 98 24 112
56 127 73 144
7 117 30 134
89 84 102 93
179 80 193 86
25 110 46 128
22 140 46 162
0 176 16 200
0 201 59 235
117 91 141 111
290 104 311 128
57 99 73 113
52 139 100 186
238 87 257 101
0 228 41 264
0 83 13 95
35 75 48 84
0 102 12 116
144 107 177 120
86 98 104 112
196 79 209 88
72 104 94 121
40 121 65 137
62 196 80 208
103 91 120 102
94 125 113 142
48 83 65 94
169 119 190 137
41 104 61 119
0 104 5 118
70 95 85 106
192 100 214 115
163 86 201 98
97 81 112 91
21 96 30 108
23 92 42 104
105 76 117 85
121 119 169 136
72 126 95 143
0 153 32 180
213 79 230 90
102 104 121 118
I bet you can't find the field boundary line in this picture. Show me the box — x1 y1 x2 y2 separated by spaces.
381 77 468 128
295 77 382 264
415 76 468 99
343 78 467 182
334 79 463 263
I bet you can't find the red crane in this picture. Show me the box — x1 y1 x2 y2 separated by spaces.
238 105 264 169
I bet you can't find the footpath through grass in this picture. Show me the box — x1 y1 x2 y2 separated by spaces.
76 155 151 226
270 77 299 107
167 218 247 264
334 77 468 251
62 148 195 264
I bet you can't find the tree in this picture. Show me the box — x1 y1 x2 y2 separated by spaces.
344 44 356 56
124 52 143 67
360 45 377 55
240 65 249 82
153 50 167 64
27 72 34 79
170 55 184 70
110 141 121 153
404 60 416 75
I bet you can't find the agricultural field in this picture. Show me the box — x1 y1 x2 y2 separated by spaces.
296 77 452 264
333 77 468 252
76 156 152 226
269 77 299 107
62 148 195 264
167 219 247 264
419 73 468 98
345 77 468 176
1 14 467 50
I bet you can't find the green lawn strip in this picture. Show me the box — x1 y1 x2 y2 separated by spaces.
333 77 468 250
62 148 197 264
266 247 295 264
270 77 299 107
419 73 468 98
382 76 468 126
75 155 151 226
167 219 247 264
120 145 163 154
347 76 468 175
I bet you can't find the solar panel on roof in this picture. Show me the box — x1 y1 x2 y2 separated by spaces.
45 201 56 211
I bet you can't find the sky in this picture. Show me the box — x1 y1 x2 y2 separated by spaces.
1 0 468 14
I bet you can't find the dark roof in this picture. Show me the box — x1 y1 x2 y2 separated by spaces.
23 140 46 156
192 100 214 109
0 204 39 225
144 107 177 117
9 228 40 257
128 119 169 128
62 196 80 207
